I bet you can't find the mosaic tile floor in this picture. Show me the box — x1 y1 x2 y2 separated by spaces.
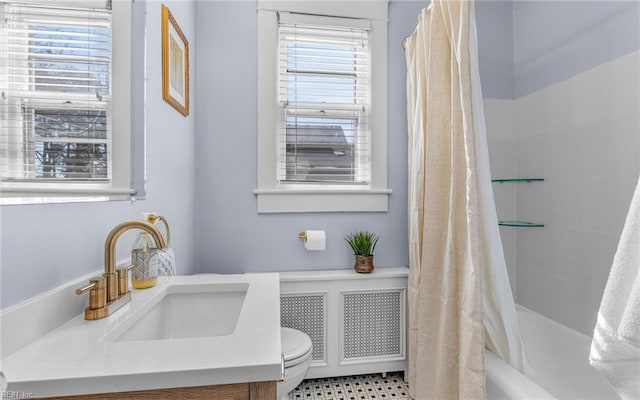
289 372 411 400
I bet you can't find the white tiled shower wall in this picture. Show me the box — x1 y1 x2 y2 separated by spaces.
485 50 640 335
485 99 518 297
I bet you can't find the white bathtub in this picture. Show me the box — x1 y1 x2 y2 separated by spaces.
486 305 619 400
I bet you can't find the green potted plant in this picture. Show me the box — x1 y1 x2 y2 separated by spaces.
345 231 380 273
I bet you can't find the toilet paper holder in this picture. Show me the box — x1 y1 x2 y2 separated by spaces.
298 230 326 251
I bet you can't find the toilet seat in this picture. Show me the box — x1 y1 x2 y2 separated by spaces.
281 327 313 368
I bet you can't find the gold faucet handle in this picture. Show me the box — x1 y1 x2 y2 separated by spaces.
76 277 107 310
116 265 135 297
76 277 102 295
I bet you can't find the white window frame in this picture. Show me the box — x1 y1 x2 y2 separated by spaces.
0 0 140 205
255 0 390 213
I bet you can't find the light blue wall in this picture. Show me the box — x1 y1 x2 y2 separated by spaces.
193 0 510 274
0 0 198 309
475 0 515 99
0 0 522 307
514 0 640 97
194 1 421 273
477 0 640 99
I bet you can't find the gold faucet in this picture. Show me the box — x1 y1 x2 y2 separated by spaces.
76 220 167 320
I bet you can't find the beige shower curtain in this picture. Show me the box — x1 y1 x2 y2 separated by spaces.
404 1 524 399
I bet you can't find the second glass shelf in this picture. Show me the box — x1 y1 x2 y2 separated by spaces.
498 221 544 227
492 178 544 183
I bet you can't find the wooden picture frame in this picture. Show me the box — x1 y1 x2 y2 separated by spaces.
161 4 189 116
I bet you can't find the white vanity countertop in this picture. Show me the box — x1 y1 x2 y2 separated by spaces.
1 273 282 398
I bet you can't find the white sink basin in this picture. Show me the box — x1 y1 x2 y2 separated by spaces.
2 274 282 397
108 282 249 342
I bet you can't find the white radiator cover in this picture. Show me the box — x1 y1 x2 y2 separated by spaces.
280 267 409 379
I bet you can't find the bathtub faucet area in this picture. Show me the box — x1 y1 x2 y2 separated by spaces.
75 220 167 320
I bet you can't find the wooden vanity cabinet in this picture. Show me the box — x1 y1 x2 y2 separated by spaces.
43 381 276 400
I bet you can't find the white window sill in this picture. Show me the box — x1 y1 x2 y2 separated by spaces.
0 187 135 205
253 188 392 213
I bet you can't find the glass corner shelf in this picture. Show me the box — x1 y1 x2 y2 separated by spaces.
492 178 544 183
498 221 544 228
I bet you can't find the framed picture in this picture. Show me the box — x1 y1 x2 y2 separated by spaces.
161 4 189 116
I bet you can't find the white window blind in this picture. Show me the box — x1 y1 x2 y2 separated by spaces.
278 13 370 184
0 2 111 183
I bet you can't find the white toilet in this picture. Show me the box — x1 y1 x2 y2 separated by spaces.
278 327 313 400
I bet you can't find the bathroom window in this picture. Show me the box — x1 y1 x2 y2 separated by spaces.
0 0 137 204
278 15 369 184
256 1 390 213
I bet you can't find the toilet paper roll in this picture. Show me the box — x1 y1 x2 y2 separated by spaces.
304 230 326 251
